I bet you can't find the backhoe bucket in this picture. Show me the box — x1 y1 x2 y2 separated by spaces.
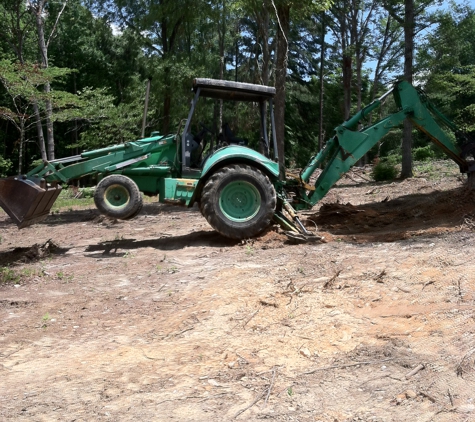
0 176 62 228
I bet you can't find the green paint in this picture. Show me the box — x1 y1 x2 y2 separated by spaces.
201 145 279 179
104 184 130 210
219 180 260 222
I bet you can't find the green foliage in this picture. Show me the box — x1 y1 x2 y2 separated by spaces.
0 0 471 177
0 267 20 284
413 145 435 161
420 5 475 137
385 152 402 166
0 156 12 177
79 187 95 198
371 161 398 181
74 86 146 149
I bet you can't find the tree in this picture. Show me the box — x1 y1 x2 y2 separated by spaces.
28 0 68 160
267 0 330 175
0 0 48 160
0 60 76 172
92 0 203 134
368 11 403 102
384 0 437 178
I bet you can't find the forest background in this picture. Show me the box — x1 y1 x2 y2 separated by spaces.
0 0 474 180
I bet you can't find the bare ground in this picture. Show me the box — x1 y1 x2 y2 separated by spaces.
1 161 475 421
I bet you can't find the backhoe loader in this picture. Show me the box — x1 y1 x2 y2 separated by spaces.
0 78 474 240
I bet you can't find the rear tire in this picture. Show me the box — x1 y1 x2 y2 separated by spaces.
200 164 276 239
94 175 142 219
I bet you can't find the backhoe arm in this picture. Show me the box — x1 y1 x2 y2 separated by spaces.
295 80 467 209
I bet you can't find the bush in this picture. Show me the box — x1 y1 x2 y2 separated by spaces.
385 153 402 166
79 187 95 198
371 162 398 181
0 157 12 177
413 145 435 161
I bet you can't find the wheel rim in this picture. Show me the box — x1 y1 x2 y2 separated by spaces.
104 184 130 210
219 181 261 222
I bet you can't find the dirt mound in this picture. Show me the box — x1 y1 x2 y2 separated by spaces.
253 228 288 249
308 186 475 242
0 239 67 266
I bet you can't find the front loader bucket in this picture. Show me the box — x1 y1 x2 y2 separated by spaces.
0 176 62 228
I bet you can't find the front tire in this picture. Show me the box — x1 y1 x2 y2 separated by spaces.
200 164 276 239
94 175 143 219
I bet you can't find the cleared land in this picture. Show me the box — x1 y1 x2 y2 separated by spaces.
1 161 475 421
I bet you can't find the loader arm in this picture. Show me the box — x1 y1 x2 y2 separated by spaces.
0 134 177 228
28 134 177 184
291 80 468 210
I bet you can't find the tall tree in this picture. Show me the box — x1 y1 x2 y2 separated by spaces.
28 0 68 160
267 0 330 175
368 11 403 102
384 0 436 178
92 0 201 134
0 60 76 172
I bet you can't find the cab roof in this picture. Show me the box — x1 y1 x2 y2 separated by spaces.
193 78 276 102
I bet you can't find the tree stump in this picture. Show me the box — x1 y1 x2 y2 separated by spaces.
467 172 475 190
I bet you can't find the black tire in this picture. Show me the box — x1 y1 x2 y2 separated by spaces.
200 164 276 239
123 199 143 220
94 175 143 219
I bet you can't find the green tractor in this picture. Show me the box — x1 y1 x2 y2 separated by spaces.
0 78 282 239
0 78 474 240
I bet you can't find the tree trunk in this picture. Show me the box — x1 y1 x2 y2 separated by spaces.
218 0 226 131
318 12 326 152
256 2 271 155
163 83 171 135
467 172 475 190
45 95 54 160
401 0 414 179
34 0 55 160
274 3 290 178
18 120 25 175
33 102 47 161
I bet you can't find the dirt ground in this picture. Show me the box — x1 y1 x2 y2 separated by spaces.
1 160 475 421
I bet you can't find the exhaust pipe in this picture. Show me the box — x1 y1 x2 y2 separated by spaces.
0 175 62 228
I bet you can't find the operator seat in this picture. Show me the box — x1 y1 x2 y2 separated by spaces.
221 123 248 146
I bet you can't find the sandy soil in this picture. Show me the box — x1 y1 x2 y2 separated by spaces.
1 161 475 421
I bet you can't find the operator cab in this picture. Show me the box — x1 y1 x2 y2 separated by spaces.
181 78 278 175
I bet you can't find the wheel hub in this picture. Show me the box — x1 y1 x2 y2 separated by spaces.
220 181 261 222
104 184 130 209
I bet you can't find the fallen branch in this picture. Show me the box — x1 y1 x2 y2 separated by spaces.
447 388 454 407
419 391 437 403
375 269 386 283
243 309 260 327
259 299 278 308
264 367 277 405
236 353 249 364
234 392 265 419
323 270 342 289
405 363 425 379
422 280 435 290
301 358 394 376
164 326 194 340
156 393 230 406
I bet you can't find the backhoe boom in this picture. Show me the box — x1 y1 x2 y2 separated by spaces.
292 80 469 211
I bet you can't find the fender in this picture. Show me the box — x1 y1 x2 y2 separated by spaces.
188 145 280 207
200 145 280 180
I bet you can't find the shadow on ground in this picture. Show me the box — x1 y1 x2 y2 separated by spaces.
84 230 239 256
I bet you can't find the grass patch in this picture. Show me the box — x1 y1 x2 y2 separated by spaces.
0 267 20 284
